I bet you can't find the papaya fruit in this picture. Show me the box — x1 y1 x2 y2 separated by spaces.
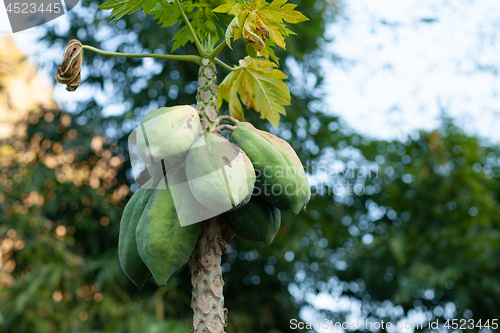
135 182 201 286
136 105 201 169
165 164 219 226
146 162 218 226
229 122 311 215
184 132 256 213
118 184 155 289
225 195 281 245
147 162 165 188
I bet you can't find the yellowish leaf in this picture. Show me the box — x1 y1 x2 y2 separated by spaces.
212 0 238 14
213 0 308 58
225 17 239 49
218 57 290 128
262 0 307 24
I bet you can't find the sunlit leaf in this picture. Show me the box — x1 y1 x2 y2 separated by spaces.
218 56 290 128
213 0 308 58
225 16 239 48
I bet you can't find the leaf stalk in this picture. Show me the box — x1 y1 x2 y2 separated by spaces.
214 58 242 72
175 0 207 57
209 42 226 60
81 45 202 64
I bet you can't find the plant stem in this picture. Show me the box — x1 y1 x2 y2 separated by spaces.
213 124 235 133
189 58 227 333
209 42 226 60
217 115 240 125
176 0 207 57
189 217 227 333
81 45 202 64
214 58 239 72
195 58 220 132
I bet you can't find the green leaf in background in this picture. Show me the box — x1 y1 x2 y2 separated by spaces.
99 0 161 21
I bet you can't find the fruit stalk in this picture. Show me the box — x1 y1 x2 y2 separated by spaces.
190 58 227 333
189 217 227 333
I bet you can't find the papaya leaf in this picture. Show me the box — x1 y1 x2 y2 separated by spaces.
213 0 308 58
100 0 229 48
265 38 278 65
147 0 229 51
245 42 258 58
147 1 190 29
218 56 290 128
172 26 191 51
99 0 162 21
225 16 239 48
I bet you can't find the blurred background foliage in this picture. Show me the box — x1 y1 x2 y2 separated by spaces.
1 0 499 332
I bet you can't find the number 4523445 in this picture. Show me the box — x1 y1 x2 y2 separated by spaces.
6 3 61 14
445 319 498 330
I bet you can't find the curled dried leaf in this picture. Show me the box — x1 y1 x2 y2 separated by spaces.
55 39 83 92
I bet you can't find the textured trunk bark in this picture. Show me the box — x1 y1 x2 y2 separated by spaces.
190 58 227 333
189 218 227 333
195 57 219 132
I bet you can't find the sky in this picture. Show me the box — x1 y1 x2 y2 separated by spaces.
323 0 500 143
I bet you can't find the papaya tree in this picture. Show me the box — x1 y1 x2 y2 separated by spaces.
55 0 310 331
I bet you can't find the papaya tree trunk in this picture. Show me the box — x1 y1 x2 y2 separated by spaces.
195 58 219 132
189 58 227 333
189 218 227 333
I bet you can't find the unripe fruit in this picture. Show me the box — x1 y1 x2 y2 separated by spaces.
185 132 256 213
147 162 164 187
230 122 310 215
136 185 201 286
166 164 219 226
225 195 281 245
136 105 201 169
118 184 154 289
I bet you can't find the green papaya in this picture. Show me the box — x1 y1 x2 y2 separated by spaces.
230 122 311 215
185 132 256 213
135 183 201 286
165 164 218 226
147 162 219 226
136 105 200 169
225 195 281 245
147 162 165 188
118 185 155 289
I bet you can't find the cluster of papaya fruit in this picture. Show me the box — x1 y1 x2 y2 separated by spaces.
119 105 310 288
